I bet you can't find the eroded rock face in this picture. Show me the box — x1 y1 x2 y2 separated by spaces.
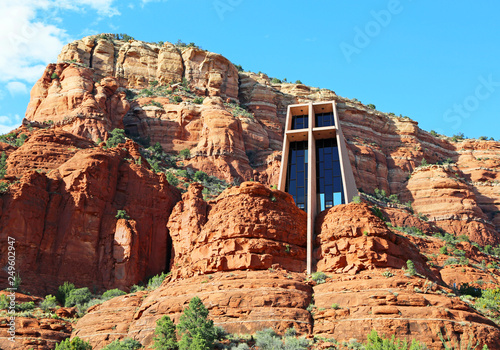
168 182 307 278
5 129 95 177
25 36 500 245
26 63 130 141
314 203 434 278
405 165 499 246
0 317 72 350
71 202 500 350
0 139 181 294
72 270 313 349
313 271 500 350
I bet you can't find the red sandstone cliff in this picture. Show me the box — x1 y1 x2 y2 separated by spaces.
0 34 499 350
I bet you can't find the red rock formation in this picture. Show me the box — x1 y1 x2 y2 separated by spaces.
168 182 307 278
5 129 95 177
314 203 434 278
405 165 499 245
70 200 500 350
26 63 130 141
0 316 72 350
313 270 500 350
72 270 313 349
0 139 181 295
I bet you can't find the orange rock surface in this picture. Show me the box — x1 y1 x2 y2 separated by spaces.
168 181 307 278
0 137 181 295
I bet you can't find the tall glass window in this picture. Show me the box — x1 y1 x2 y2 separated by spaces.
315 113 335 127
285 141 308 211
316 138 344 211
291 115 308 130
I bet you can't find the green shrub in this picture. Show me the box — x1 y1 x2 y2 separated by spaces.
40 295 58 311
365 330 425 350
352 195 362 204
234 64 244 72
177 297 216 350
283 336 309 350
440 246 448 255
0 152 7 179
405 260 416 276
476 288 500 314
56 282 75 305
193 97 204 104
295 80 303 84
451 133 465 142
367 104 376 109
149 80 159 87
420 158 428 166
15 301 35 312
430 130 438 137
231 343 250 350
51 72 59 80
458 283 482 298
106 129 127 148
15 133 28 147
371 206 386 221
179 148 190 160
65 287 92 308
0 132 17 146
147 272 168 290
194 171 209 183
145 101 163 109
153 315 177 349
270 78 282 84
55 337 92 350
382 271 394 278
102 338 143 350
311 272 328 284
0 182 10 194
166 172 179 187
102 289 126 301
255 328 283 350
177 169 189 179
0 294 9 309
173 96 183 103
116 209 130 220
394 226 424 237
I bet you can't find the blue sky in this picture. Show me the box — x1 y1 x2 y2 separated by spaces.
1 0 499 139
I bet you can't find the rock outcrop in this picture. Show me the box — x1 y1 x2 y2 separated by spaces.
168 181 307 278
0 134 181 295
70 196 500 350
405 165 499 246
1 34 499 350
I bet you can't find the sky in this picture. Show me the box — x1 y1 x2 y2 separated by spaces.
1 0 499 139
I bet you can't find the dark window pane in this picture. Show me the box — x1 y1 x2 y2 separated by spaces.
332 147 339 161
297 160 304 172
325 176 333 186
319 178 325 192
297 171 304 184
333 161 341 175
325 153 332 164
334 177 342 192
325 185 333 196
325 169 333 179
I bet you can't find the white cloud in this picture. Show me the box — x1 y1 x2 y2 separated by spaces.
0 1 119 84
7 82 28 96
0 114 22 135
